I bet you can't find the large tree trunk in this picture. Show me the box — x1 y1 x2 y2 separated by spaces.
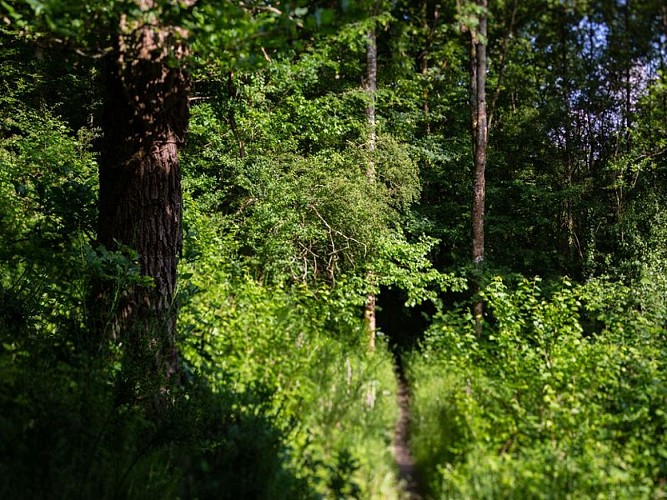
470 0 488 336
95 15 189 395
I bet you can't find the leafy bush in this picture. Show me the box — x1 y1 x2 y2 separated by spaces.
178 202 401 498
408 275 667 499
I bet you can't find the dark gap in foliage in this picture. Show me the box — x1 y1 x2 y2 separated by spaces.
376 286 434 354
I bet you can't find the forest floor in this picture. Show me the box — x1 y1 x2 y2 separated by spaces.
393 364 423 499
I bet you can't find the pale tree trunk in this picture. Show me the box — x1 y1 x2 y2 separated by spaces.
366 28 378 178
364 27 378 350
94 5 190 403
470 0 488 337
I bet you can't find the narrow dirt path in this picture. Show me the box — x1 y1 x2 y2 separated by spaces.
393 366 423 499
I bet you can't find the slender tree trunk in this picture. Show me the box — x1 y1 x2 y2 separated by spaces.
470 0 488 337
95 12 189 399
364 27 378 350
559 9 579 261
366 28 378 174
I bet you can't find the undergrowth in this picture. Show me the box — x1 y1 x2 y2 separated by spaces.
407 275 667 499
0 178 400 499
178 208 400 498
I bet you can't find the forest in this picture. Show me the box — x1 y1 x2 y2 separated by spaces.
1 0 666 498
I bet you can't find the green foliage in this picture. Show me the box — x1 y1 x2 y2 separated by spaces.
178 206 401 498
3 1 667 499
0 92 98 350
0 106 97 257
0 122 402 499
408 275 667 498
182 39 441 295
371 232 467 306
0 96 184 499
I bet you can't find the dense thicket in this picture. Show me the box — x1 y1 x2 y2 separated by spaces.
1 0 666 498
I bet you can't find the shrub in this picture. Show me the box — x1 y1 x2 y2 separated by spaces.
408 276 667 499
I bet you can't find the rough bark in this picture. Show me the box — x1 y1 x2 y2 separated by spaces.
95 12 189 393
470 0 488 336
